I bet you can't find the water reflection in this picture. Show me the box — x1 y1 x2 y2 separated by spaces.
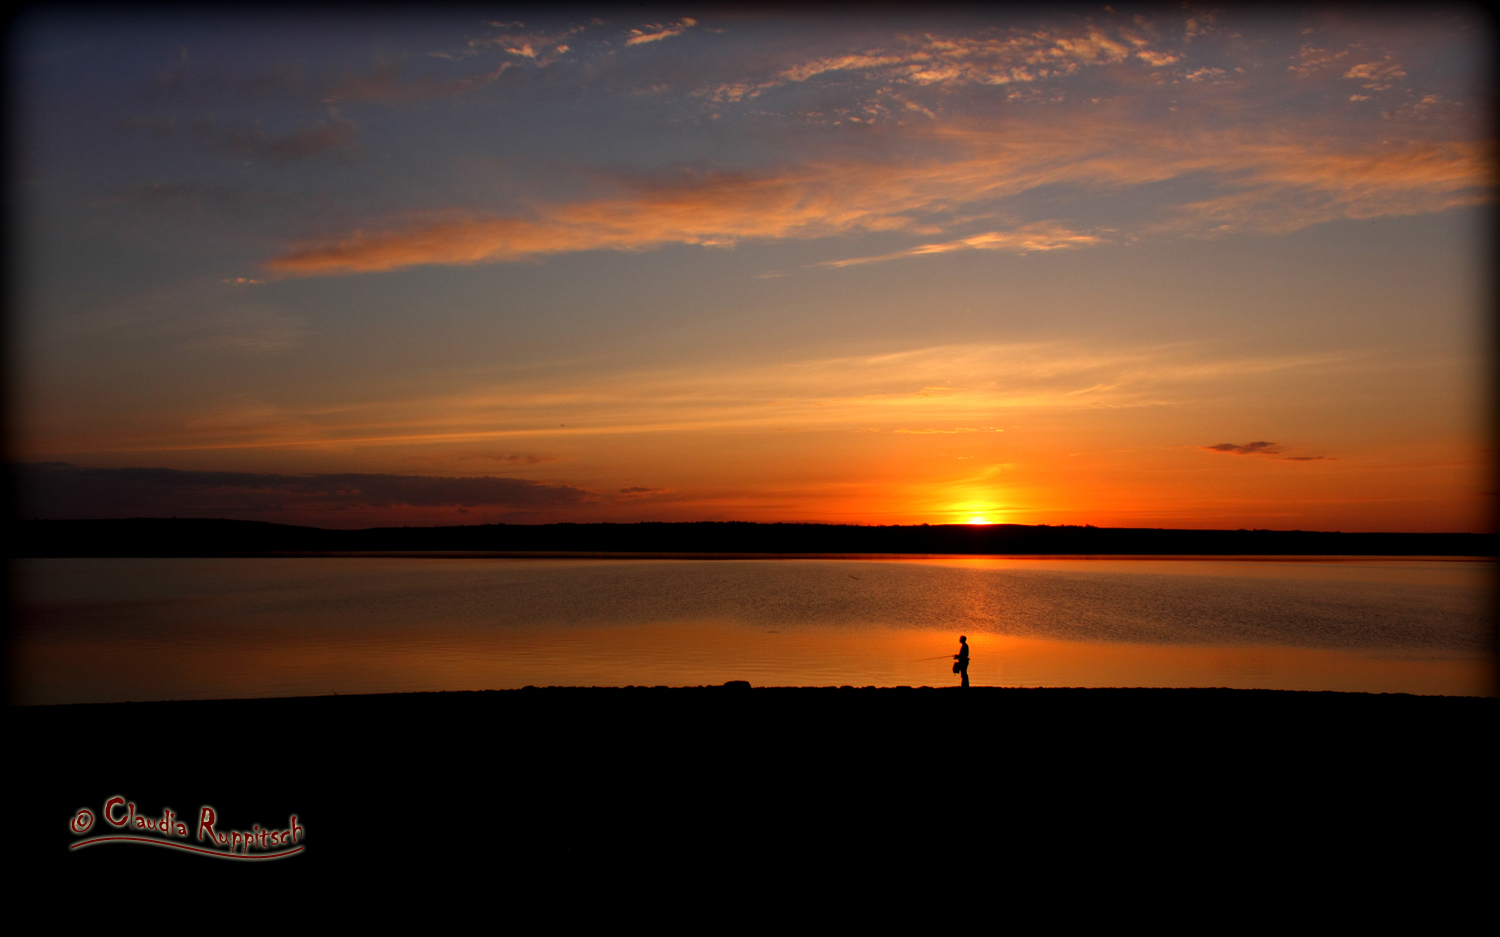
13 557 1493 703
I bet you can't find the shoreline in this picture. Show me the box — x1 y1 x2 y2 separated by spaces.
17 681 1494 885
19 517 1491 557
15 683 1500 708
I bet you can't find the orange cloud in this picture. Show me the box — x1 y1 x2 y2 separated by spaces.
266 163 948 274
265 121 1489 276
625 18 696 46
1288 44 1349 79
1343 59 1407 91
813 225 1103 267
779 27 1136 86
1136 50 1179 66
1153 139 1490 235
17 340 1481 531
781 53 911 82
32 342 1374 457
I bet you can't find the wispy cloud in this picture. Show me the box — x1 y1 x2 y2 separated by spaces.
617 486 672 499
1206 441 1283 455
1344 58 1407 91
265 121 1486 275
1288 43 1349 79
625 18 696 47
780 53 911 83
36 343 1377 457
267 160 978 274
442 23 587 65
1150 138 1488 235
776 26 1137 87
1205 441 1333 461
813 225 1103 267
1135 50 1179 67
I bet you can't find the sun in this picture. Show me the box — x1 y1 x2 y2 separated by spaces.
947 496 1006 526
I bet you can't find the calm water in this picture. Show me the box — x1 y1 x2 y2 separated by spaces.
12 556 1495 703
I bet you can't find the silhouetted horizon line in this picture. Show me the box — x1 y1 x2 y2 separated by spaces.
15 517 1492 557
14 515 1497 533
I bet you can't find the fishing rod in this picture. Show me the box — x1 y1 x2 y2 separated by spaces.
912 655 958 662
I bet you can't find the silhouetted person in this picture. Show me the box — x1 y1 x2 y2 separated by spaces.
954 635 969 688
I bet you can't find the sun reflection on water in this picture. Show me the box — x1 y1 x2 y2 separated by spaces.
12 556 1493 703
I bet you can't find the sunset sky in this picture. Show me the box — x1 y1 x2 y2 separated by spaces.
9 6 1494 531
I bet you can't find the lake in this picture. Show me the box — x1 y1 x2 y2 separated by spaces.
12 556 1494 703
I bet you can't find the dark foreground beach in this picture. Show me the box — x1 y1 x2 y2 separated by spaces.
13 685 1495 904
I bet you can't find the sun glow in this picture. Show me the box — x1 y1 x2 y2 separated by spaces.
949 498 1003 525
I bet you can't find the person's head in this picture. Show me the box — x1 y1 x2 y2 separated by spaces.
959 635 967 643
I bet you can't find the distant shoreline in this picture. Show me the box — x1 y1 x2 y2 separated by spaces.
15 517 1493 558
20 550 1496 562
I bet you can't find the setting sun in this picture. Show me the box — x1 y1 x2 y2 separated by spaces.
6 7 1494 889
8 7 1489 536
